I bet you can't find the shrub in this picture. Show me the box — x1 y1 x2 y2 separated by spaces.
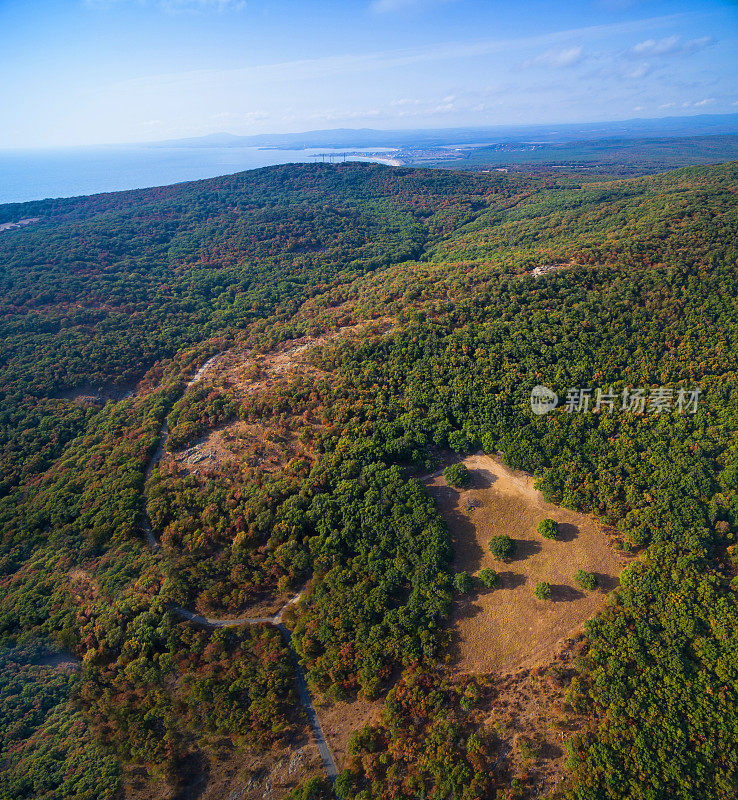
537 518 559 540
534 581 551 600
489 534 515 561
444 463 470 488
285 777 333 800
573 569 599 591
448 430 471 453
453 571 474 594
478 568 499 588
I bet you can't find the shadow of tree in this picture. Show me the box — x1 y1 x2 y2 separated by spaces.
474 582 501 598
173 747 210 800
549 584 585 602
471 468 497 490
539 741 564 761
434 483 461 506
511 538 542 561
497 571 527 589
433 484 486 572
592 571 620 592
556 522 579 542
454 597 484 621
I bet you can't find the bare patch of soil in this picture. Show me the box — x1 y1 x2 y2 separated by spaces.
215 318 395 400
123 735 324 800
197 737 324 800
0 217 39 232
33 650 81 671
426 453 626 674
315 695 384 772
163 319 395 476
56 380 137 405
530 260 578 278
481 635 589 798
167 421 311 477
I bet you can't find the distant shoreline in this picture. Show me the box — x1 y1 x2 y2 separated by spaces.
0 146 403 205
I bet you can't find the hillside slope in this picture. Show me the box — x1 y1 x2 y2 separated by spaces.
0 162 737 800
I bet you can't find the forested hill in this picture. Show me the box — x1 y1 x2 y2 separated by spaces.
0 163 523 399
0 161 737 800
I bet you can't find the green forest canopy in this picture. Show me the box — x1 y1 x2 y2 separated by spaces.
0 160 736 799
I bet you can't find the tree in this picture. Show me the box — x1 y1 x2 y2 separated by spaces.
478 568 499 589
534 581 551 600
573 569 598 591
444 463 470 488
284 777 333 800
453 571 474 594
489 534 515 561
538 518 559 540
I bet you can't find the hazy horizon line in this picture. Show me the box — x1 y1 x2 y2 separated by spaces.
2 109 738 153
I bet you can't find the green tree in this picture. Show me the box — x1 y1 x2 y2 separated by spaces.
538 518 559 540
573 570 598 591
534 581 551 600
453 571 474 594
284 777 333 800
489 534 516 561
478 568 499 588
444 463 470 488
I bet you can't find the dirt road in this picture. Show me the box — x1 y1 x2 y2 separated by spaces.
140 353 339 786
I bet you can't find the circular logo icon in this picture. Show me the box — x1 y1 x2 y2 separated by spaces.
530 385 558 416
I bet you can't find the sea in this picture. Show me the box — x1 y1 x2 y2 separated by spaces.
0 145 397 205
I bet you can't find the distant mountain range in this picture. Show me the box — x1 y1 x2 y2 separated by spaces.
148 113 738 150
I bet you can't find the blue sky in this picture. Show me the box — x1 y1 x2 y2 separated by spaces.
2 0 737 148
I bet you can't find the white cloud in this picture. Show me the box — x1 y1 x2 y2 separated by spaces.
389 98 423 107
168 0 246 8
370 0 456 13
632 34 679 55
211 110 268 123
630 35 713 57
301 108 384 122
328 89 512 122
680 97 716 108
624 62 651 79
679 35 714 53
86 0 247 10
523 45 584 69
109 13 686 98
114 18 670 96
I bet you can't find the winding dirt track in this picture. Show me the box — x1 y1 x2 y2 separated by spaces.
140 353 339 785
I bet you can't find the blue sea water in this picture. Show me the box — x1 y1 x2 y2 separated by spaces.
0 145 395 205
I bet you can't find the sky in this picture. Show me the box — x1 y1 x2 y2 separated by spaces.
1 0 737 148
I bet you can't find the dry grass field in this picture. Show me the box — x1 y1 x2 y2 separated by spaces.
425 453 627 674
316 695 384 772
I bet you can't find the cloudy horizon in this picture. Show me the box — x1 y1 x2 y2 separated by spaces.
2 0 737 148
